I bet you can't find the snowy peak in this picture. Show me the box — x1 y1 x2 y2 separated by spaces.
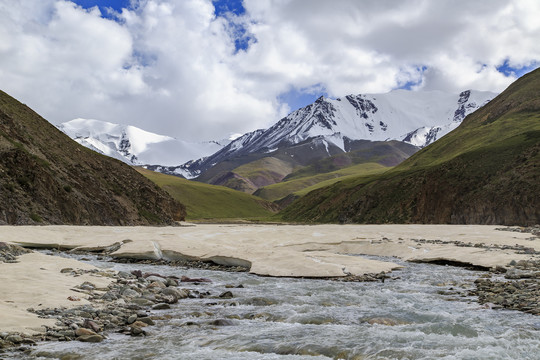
180 88 495 179
217 89 495 157
58 119 228 167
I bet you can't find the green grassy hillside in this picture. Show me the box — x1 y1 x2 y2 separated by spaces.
197 139 417 196
233 157 295 188
280 69 540 226
136 168 277 220
255 162 388 201
283 140 416 181
207 157 295 194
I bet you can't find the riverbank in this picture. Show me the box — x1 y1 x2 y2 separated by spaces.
0 224 539 351
0 243 225 353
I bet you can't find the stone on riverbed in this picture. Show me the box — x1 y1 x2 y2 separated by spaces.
75 328 103 343
129 326 145 336
75 328 97 337
127 314 137 324
137 317 155 326
218 291 234 299
78 334 104 343
130 298 155 307
152 303 171 310
5 334 23 344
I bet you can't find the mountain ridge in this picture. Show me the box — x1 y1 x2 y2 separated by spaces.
279 69 540 225
177 89 495 179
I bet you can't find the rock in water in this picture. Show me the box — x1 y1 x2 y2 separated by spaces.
77 334 103 343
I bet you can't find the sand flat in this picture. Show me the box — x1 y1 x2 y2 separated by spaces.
0 252 112 334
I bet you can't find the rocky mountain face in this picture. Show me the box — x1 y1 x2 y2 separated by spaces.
0 90 186 225
173 89 495 179
280 69 540 226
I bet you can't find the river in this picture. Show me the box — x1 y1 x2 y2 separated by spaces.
12 254 540 360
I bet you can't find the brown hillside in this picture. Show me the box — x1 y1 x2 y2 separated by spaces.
0 90 186 225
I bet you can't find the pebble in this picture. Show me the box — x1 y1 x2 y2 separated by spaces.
130 298 155 307
130 326 145 336
127 314 137 324
131 321 148 328
5 335 23 344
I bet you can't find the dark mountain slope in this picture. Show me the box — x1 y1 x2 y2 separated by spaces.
280 69 540 226
0 90 185 225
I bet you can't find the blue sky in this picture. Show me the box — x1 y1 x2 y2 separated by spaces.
496 60 539 78
73 0 127 16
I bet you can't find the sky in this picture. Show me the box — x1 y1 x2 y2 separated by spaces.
0 0 539 141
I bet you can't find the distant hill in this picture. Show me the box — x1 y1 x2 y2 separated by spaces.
190 138 417 198
0 90 185 225
280 69 540 226
254 162 388 203
136 167 278 220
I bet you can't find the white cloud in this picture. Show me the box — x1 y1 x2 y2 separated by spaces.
0 0 539 143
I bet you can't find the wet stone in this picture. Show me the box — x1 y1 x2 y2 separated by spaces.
137 317 155 326
77 335 103 343
218 291 234 299
129 326 145 337
75 328 96 337
131 321 148 328
130 298 155 306
152 303 171 310
127 314 137 324
5 335 23 344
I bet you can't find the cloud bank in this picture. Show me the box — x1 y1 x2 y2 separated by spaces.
0 0 539 141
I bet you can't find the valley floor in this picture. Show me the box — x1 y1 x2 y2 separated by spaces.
1 224 539 336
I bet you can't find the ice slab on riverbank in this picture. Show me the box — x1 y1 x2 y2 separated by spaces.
3 224 537 277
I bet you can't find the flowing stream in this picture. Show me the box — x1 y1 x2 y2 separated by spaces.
14 254 540 359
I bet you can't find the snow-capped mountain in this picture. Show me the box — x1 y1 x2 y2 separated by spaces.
58 119 230 167
176 89 495 178
228 89 494 152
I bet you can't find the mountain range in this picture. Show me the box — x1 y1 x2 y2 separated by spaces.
156 89 495 180
59 89 496 197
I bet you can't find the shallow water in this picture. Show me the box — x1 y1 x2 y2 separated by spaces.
12 255 540 360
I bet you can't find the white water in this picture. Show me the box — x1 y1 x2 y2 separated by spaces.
17 256 540 359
